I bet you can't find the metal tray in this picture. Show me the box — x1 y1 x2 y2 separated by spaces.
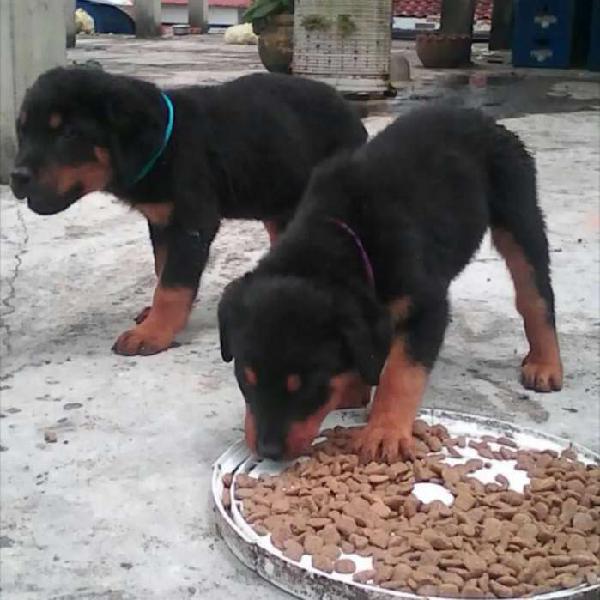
212 409 600 600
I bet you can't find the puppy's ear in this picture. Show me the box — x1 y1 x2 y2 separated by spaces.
105 83 164 185
337 292 391 385
218 275 251 362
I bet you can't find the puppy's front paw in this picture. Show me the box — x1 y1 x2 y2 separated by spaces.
521 354 563 392
352 424 415 464
112 323 176 356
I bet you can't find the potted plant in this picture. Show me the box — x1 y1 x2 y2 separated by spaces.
244 0 294 74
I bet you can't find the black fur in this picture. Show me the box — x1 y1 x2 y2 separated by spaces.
219 105 558 459
10 67 366 345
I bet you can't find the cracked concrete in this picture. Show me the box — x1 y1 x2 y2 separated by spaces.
1 34 599 600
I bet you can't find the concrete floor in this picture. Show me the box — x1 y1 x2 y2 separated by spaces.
1 34 599 600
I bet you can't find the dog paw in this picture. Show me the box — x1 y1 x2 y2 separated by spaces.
521 355 563 392
112 323 176 356
352 424 415 464
133 305 152 324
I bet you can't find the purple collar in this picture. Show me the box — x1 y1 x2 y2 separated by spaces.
327 218 375 288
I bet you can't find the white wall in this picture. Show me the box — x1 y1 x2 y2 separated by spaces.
162 4 241 26
0 0 66 182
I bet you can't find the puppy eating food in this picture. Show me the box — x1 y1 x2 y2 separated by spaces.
218 106 563 462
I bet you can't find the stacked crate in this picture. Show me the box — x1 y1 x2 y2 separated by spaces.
512 0 593 68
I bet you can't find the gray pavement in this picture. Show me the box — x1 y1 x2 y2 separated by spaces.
1 33 599 600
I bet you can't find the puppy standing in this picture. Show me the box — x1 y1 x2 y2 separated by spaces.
219 106 563 462
10 67 366 355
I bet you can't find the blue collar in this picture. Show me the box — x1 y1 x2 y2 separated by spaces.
132 92 174 185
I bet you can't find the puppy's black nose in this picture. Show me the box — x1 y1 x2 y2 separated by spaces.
257 438 285 461
9 166 32 198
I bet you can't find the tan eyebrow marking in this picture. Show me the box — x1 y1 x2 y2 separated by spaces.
49 113 62 129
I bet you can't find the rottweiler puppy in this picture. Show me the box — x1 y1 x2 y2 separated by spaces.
9 67 366 355
218 106 563 463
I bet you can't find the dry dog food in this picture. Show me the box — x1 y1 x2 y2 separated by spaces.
222 421 600 598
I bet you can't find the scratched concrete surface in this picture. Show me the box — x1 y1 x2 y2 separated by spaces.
1 33 599 600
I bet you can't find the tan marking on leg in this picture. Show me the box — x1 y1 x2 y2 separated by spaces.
388 296 412 326
136 202 174 226
330 372 371 409
113 286 193 356
353 337 428 463
492 228 563 392
19 111 27 126
263 221 279 246
134 242 168 324
153 243 167 278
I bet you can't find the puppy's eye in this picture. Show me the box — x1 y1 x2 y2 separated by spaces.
286 374 301 393
244 367 258 386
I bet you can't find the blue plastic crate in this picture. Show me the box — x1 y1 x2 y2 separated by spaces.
512 0 593 68
589 0 600 70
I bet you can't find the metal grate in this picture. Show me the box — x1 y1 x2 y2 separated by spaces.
293 0 393 95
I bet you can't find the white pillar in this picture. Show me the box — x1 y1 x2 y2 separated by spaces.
65 0 76 48
0 0 66 183
189 0 210 33
136 0 161 38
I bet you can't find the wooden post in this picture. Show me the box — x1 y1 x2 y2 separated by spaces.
189 0 210 33
489 0 513 50
136 0 162 38
0 0 66 183
65 0 76 48
440 0 477 35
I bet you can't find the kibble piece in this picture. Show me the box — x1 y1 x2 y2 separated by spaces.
353 569 376 584
464 555 487 578
319 524 341 546
368 528 390 549
252 523 268 536
270 526 291 550
235 488 256 500
481 517 502 542
271 497 290 514
497 436 518 448
461 581 486 598
334 558 356 574
454 491 476 512
566 534 587 552
321 544 341 561
417 584 439 596
572 512 595 532
413 420 429 437
312 554 334 573
404 495 420 518
282 539 304 562
350 533 368 550
221 488 231 509
530 477 556 493
307 517 331 529
570 552 598 567
439 583 460 597
236 474 258 488
222 473 233 488
304 535 324 554
392 563 412 581
335 515 356 537
489 580 513 598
